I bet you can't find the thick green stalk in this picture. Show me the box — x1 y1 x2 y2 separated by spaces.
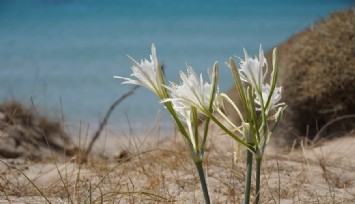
244 148 253 204
255 158 262 204
195 161 211 204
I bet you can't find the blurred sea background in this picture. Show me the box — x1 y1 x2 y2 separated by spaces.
0 0 353 133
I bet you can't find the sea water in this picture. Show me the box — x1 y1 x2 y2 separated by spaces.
0 0 353 132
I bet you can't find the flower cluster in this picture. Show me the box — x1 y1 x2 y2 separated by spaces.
115 44 219 159
238 46 284 112
227 45 286 158
115 44 286 204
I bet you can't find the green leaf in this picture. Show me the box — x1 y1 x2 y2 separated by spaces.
228 58 251 121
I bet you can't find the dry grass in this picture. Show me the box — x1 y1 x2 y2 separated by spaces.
0 124 354 203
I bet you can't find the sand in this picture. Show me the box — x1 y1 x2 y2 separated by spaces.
0 128 354 203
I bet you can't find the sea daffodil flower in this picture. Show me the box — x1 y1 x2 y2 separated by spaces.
162 63 219 153
114 44 166 98
225 46 286 204
163 63 219 115
115 44 217 203
238 45 268 90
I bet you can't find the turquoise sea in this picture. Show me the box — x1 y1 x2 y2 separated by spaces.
0 0 353 131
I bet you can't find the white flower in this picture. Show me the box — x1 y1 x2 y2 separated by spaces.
238 45 267 90
114 44 165 97
163 65 219 114
254 83 284 111
164 65 218 151
168 97 197 148
169 95 192 124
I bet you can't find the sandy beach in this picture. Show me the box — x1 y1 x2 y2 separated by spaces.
1 127 355 203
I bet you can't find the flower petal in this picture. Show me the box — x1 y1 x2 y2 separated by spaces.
115 44 165 98
238 46 267 90
164 65 219 115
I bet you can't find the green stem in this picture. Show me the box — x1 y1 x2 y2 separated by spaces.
255 158 262 204
244 148 253 204
195 161 211 204
206 112 254 153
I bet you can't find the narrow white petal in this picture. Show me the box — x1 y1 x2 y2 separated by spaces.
238 46 267 90
116 44 164 97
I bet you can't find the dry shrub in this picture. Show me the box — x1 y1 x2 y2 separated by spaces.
278 8 355 140
0 101 77 160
